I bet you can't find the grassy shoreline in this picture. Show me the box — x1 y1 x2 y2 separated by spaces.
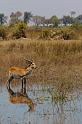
0 39 82 93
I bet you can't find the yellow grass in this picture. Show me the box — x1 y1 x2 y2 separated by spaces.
0 39 82 94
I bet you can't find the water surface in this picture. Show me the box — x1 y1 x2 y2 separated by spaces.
0 84 82 124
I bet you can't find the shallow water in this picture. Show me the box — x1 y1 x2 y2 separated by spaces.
0 85 82 124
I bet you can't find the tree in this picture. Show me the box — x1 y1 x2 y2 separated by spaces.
15 11 22 20
70 11 76 18
32 16 45 26
39 16 45 26
75 15 82 24
10 11 22 25
44 18 51 27
50 16 59 27
62 16 73 26
24 12 32 24
0 13 7 25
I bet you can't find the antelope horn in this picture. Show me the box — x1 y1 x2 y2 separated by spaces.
24 59 33 64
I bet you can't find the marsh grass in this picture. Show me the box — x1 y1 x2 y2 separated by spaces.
0 39 82 97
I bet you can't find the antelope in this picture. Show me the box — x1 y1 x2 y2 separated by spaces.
7 85 35 112
7 60 36 94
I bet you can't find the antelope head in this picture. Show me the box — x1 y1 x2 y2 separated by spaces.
25 59 36 69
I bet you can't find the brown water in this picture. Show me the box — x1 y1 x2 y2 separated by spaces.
0 84 82 124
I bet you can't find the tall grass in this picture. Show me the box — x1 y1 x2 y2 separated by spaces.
1 39 82 95
4 39 82 55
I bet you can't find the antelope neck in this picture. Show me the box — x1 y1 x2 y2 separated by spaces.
26 66 32 71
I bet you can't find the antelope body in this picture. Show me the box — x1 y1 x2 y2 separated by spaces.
7 60 36 94
9 66 32 79
9 61 36 79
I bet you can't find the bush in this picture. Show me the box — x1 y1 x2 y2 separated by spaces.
12 22 27 39
50 29 63 40
0 25 7 40
62 28 77 40
39 28 78 40
72 23 82 30
50 28 78 40
40 29 51 39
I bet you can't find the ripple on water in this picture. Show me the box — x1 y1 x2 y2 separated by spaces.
0 85 82 124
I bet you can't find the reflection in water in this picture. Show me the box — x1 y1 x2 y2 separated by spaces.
0 85 82 124
7 85 35 112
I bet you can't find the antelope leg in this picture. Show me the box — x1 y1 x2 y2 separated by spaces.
7 76 14 89
23 78 26 95
21 78 24 93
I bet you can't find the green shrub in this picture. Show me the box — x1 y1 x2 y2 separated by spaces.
72 23 82 30
0 25 7 40
12 22 27 39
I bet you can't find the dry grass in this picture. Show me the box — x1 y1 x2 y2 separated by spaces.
0 39 82 94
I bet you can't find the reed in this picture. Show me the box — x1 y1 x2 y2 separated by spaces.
0 39 82 94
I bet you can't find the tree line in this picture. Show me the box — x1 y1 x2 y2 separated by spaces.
0 11 82 27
